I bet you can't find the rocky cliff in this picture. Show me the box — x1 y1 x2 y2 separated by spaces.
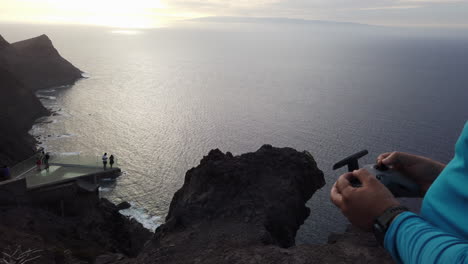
0 35 9 49
0 68 49 166
0 34 82 166
125 145 394 264
0 34 82 91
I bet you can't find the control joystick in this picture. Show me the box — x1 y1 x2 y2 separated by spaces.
333 150 420 197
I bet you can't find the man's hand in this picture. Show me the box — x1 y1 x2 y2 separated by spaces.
330 169 400 231
377 152 446 196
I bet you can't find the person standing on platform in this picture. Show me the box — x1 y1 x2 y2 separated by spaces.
44 152 50 171
36 157 42 171
109 155 115 169
102 153 108 170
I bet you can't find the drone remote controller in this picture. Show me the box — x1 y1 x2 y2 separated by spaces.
333 150 420 197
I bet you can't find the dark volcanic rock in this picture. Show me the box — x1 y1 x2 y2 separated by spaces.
0 35 9 49
129 146 393 264
0 67 49 166
0 34 82 91
117 201 132 210
165 145 325 248
0 198 152 263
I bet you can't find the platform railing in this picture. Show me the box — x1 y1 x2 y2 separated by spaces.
10 153 118 179
10 155 39 179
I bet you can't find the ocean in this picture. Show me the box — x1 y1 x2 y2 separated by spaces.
1 22 467 244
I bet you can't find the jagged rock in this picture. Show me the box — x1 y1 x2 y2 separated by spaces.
165 145 325 247
117 201 132 210
0 34 82 91
132 145 325 263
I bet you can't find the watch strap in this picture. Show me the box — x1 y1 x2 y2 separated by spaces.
373 205 409 246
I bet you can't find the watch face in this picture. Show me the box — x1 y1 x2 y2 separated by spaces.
373 222 384 233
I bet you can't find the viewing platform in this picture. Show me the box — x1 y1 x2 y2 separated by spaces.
0 154 121 208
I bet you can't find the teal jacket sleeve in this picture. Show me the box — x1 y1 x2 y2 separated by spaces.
384 121 468 263
384 211 468 264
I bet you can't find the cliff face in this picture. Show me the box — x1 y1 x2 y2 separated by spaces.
0 34 82 91
0 68 49 166
0 34 82 166
129 145 394 264
0 35 8 49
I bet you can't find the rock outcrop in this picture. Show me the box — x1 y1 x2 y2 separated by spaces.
0 198 152 263
0 34 82 91
128 145 394 264
0 34 82 166
0 35 8 49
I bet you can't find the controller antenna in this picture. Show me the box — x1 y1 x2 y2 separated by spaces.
332 150 369 172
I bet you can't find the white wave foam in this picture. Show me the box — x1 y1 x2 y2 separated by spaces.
57 151 81 156
119 204 161 232
48 133 76 140
29 124 46 136
39 89 56 93
38 95 57 100
81 72 91 78
99 187 113 192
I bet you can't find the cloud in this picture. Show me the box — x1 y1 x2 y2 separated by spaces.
359 5 422 10
1 0 467 28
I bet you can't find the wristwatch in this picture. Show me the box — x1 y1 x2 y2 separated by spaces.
373 205 409 246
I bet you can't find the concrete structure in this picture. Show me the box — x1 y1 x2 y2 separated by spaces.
0 155 121 213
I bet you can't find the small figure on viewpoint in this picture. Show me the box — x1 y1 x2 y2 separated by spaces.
109 155 115 169
44 152 50 171
331 121 468 264
36 157 42 171
102 153 108 170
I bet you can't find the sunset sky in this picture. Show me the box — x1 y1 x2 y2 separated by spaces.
0 0 467 28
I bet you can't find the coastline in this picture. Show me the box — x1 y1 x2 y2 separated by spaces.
0 33 82 166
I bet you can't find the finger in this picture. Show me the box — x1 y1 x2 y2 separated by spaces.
382 152 401 166
336 172 353 193
352 169 373 185
377 152 392 163
330 183 343 208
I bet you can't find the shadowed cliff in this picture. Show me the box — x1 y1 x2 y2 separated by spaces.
0 34 82 91
0 68 49 166
0 34 82 166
